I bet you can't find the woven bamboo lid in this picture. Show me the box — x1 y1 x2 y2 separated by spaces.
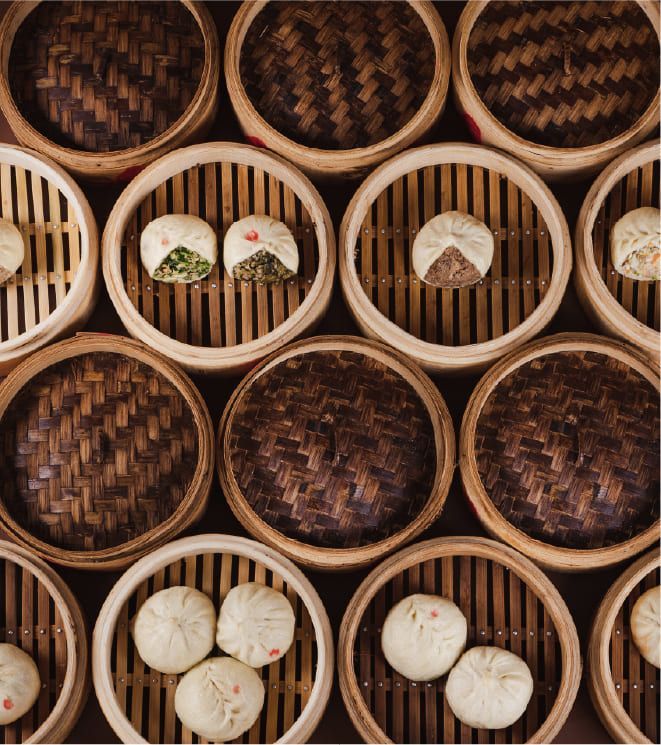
217 335 455 571
460 332 660 572
0 333 214 570
0 539 89 744
452 1 660 181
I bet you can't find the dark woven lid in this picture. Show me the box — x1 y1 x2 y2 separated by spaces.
475 350 659 549
467 1 660 148
0 352 198 551
8 1 205 153
239 1 436 151
228 349 436 549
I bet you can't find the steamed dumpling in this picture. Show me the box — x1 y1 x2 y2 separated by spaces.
131 586 216 674
0 218 25 284
140 214 217 283
174 657 265 742
611 207 660 281
223 215 299 282
381 594 467 681
631 585 660 668
412 211 494 288
216 583 295 668
445 646 533 729
0 644 40 725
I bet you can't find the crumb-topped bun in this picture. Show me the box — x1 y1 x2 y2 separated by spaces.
140 214 217 283
0 218 25 284
611 206 660 281
631 585 661 668
0 644 40 725
412 211 494 288
223 214 299 282
381 593 467 681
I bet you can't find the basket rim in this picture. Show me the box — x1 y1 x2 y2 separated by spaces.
0 539 90 744
102 141 337 373
574 138 660 357
224 0 451 174
0 332 214 570
459 332 660 572
337 535 583 744
338 142 573 373
451 0 661 164
0 143 99 358
587 547 660 745
91 532 335 745
217 334 456 572
0 0 220 172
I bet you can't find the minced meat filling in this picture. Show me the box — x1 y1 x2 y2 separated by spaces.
232 249 295 283
620 242 661 281
153 247 212 283
423 246 482 288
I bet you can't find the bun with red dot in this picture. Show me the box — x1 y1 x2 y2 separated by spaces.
0 643 40 725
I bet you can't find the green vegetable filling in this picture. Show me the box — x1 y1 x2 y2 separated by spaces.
232 249 295 283
153 246 212 283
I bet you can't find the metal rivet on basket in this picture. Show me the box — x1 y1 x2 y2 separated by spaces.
397 278 402 283
633 684 638 689
129 234 135 241
146 285 151 292
427 682 432 688
53 224 59 230
380 228 386 235
381 278 386 283
412 229 417 234
377 627 381 633
616 629 621 634
56 274 61 280
364 278 369 283
131 285 136 291
526 279 531 285
497 630 502 635
244 282 249 287
70 223 76 228
377 681 383 687
211 283 217 289
24 276 29 282
611 270 616 275
413 278 417 284
289 279 295 285
364 228 369 234
56 628 62 633
137 679 142 684
615 683 621 689
411 682 417 687
287 684 293 691
651 684 655 689
273 684 278 689
305 227 310 234
494 279 500 285
7 630 12 636
362 626 368 633
194 283 200 289
363 681 368 687
169 679 175 685
119 677 124 683
493 230 499 236
40 628 45 635
480 630 485 636
395 681 401 687
512 630 518 636
479 279 484 285
511 279 516 285
548 685 553 691
24 629 29 635
546 631 552 636
396 228 401 234
305 631 310 637
307 278 312 284
22 225 27 231
42 683 47 689
541 280 546 285
540 230 545 235
303 685 309 691
228 283 233 288
511 230 515 236
529 631 534 636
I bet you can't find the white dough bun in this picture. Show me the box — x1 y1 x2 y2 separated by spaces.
610 206 660 279
631 585 661 668
223 214 299 276
0 218 25 282
0 643 40 725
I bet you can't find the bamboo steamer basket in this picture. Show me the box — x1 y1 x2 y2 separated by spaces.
575 139 660 362
452 1 660 182
339 143 572 375
224 1 450 180
587 549 660 744
217 335 455 572
103 142 336 376
460 332 660 573
92 533 334 744
338 536 582 744
0 539 89 744
0 1 219 183
0 333 214 571
0 144 99 375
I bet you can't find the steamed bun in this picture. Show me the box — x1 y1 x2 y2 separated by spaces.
223 215 299 282
631 585 660 668
0 218 25 284
610 207 660 281
0 644 40 725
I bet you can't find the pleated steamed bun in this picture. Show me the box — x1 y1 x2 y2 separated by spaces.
610 207 660 281
631 585 661 668
0 644 40 725
0 218 25 284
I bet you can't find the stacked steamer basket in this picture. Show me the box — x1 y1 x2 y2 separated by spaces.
0 1 219 181
338 537 582 744
217 335 455 571
460 333 660 572
92 534 334 744
0 334 214 571
0 540 89 744
452 1 660 181
339 143 572 375
225 1 450 179
575 139 660 361
0 144 98 374
588 549 660 744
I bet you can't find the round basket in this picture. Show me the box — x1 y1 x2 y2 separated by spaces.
338 536 582 744
587 548 660 744
452 1 660 182
460 332 660 573
92 533 334 744
0 1 219 183
103 142 336 376
217 335 455 572
0 333 214 570
224 1 451 180
0 144 99 375
339 143 572 375
0 539 89 744
575 139 660 361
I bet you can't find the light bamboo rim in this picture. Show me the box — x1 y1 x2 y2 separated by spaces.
92 533 334 744
103 142 336 375
0 333 214 570
337 536 582 744
587 548 660 744
0 539 89 744
0 144 99 369
339 143 572 375
0 1 219 182
217 335 456 572
224 0 451 179
460 332 660 572
452 1 661 182
574 139 660 360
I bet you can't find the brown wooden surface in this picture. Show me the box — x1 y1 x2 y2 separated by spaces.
0 1 659 743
